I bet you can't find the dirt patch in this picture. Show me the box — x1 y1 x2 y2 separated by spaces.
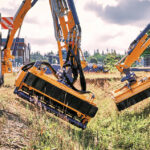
0 86 34 150
86 77 120 89
0 109 31 149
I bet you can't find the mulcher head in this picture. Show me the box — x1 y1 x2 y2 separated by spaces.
14 61 98 129
112 77 150 111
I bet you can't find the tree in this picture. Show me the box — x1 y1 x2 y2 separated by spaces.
93 52 106 64
90 57 98 64
84 50 90 60
30 51 43 62
104 53 121 71
45 51 54 56
102 50 104 55
141 47 150 56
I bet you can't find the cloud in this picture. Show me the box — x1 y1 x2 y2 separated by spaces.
98 31 124 42
0 8 38 24
1 0 145 55
85 0 150 25
0 8 15 15
0 0 20 16
24 17 39 24
29 37 55 46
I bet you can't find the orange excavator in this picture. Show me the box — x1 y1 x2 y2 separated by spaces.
112 24 150 111
2 0 98 129
0 0 38 86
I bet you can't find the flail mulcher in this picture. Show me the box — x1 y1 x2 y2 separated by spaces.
14 61 98 129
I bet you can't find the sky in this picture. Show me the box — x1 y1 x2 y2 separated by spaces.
0 0 150 55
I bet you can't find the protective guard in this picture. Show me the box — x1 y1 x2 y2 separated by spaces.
112 24 150 111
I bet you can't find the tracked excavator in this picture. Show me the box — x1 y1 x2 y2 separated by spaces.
112 24 150 111
2 0 98 129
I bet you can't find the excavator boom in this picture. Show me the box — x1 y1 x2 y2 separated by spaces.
113 24 150 111
2 0 38 74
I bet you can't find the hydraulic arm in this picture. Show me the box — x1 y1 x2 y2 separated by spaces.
113 24 150 111
9 0 98 129
1 0 38 79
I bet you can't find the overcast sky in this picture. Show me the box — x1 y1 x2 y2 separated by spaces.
0 0 150 55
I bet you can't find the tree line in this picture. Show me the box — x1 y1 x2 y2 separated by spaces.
31 47 150 70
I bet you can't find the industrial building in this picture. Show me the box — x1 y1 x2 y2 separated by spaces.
2 38 31 66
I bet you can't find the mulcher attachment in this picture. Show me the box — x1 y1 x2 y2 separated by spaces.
112 77 150 111
116 87 150 111
113 24 150 111
14 89 90 129
14 61 98 129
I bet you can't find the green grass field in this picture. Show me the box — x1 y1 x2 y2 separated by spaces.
0 73 150 149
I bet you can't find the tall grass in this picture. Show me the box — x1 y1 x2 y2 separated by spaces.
1 73 150 149
29 76 150 150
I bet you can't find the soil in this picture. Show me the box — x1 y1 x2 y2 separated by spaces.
0 87 33 150
86 77 120 89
